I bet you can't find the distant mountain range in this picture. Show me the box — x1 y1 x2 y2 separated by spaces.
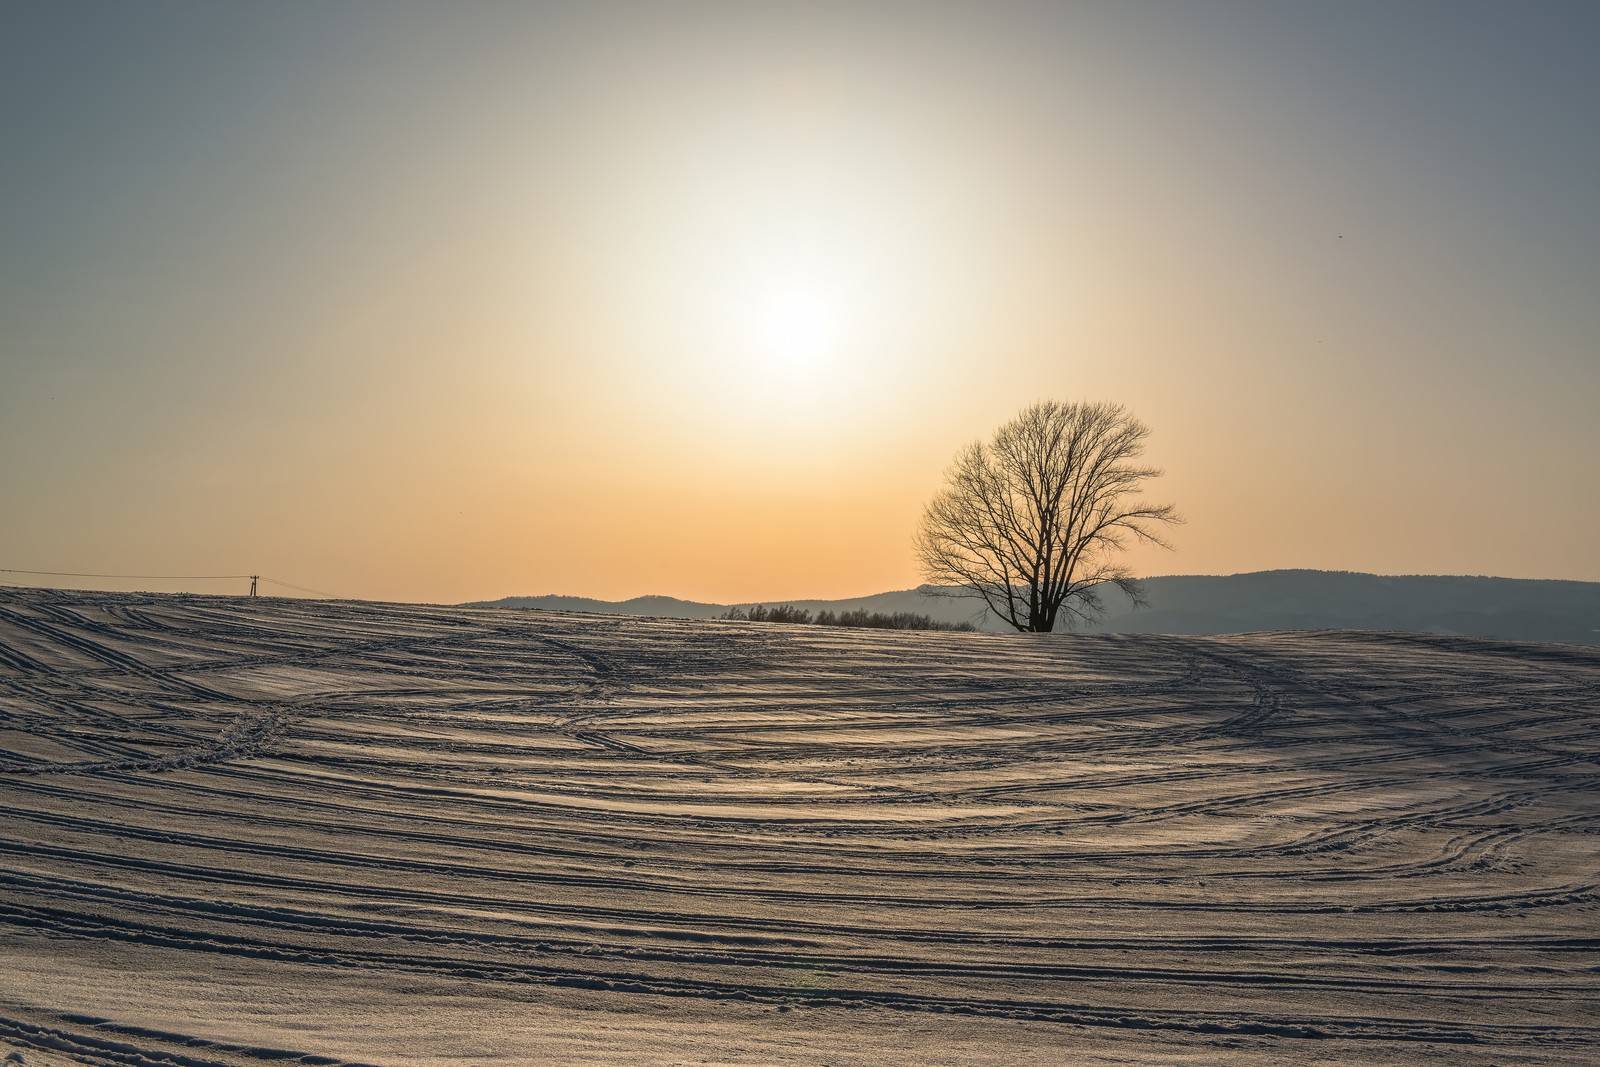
467 570 1600 647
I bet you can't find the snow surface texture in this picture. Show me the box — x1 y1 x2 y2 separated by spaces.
1 586 1597 1065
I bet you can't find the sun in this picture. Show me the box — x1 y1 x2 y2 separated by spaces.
748 279 843 370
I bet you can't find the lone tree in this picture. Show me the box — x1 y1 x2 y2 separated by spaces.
917 401 1180 633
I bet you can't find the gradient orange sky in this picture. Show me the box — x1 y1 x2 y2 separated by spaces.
3 3 1597 604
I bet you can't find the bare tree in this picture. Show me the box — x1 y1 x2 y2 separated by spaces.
917 401 1180 633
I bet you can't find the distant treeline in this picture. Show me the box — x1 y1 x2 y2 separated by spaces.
722 604 978 632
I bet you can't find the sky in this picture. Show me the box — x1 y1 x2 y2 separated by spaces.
2 1 1597 604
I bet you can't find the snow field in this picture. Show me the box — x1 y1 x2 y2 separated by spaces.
1 588 1598 1065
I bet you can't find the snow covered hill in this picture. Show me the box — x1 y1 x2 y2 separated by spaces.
2 587 1598 1065
473 569 1600 645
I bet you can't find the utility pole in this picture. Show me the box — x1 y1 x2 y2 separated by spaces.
248 576 258 597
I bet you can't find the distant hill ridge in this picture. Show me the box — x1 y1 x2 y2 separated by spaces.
467 569 1600 646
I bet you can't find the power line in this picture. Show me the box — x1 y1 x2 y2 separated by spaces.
257 577 344 599
1 568 249 580
1 568 344 599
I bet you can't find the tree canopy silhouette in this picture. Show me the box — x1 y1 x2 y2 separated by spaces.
917 401 1180 633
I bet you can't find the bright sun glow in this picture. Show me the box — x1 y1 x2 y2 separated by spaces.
748 280 844 369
